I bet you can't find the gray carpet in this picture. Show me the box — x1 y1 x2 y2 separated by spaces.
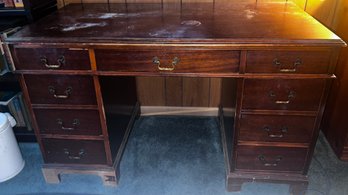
1 116 348 195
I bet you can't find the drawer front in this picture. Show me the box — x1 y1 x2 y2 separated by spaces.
242 79 325 111
42 139 107 164
13 47 90 70
235 145 307 172
24 75 97 105
239 114 316 143
34 109 102 136
246 50 331 74
95 49 240 73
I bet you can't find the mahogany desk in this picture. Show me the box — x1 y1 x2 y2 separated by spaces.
5 1 345 194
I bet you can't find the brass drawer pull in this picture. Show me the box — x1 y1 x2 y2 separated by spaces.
275 100 290 104
48 86 72 99
56 118 80 131
258 155 283 167
263 126 288 138
269 90 296 104
64 148 85 160
40 56 65 69
153 56 180 71
273 58 301 72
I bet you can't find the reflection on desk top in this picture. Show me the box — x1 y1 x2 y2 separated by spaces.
6 1 345 46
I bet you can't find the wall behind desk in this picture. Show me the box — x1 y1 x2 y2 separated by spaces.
310 0 348 155
292 0 348 158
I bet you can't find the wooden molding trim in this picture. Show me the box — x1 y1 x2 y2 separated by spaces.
140 106 236 116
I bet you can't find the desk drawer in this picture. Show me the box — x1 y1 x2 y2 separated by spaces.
24 75 97 105
235 145 307 172
246 50 331 74
242 79 325 111
13 47 90 70
239 114 315 143
34 109 102 136
42 139 107 165
95 49 240 73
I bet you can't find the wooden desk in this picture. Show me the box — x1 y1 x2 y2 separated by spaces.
5 1 345 194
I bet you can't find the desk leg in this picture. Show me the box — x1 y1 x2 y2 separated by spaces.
289 182 308 195
42 165 118 186
226 177 250 192
42 168 61 184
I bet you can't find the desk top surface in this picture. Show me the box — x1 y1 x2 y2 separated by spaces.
7 1 345 46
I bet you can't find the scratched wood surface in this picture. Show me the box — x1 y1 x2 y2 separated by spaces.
10 3 339 42
36 0 344 107
57 0 226 107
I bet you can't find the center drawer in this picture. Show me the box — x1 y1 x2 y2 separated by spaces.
24 75 97 105
242 79 325 111
95 49 240 73
34 108 102 136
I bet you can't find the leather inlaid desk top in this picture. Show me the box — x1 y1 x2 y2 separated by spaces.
6 1 345 46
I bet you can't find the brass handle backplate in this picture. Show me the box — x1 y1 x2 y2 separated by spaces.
263 126 288 138
40 56 65 69
48 86 72 99
153 56 180 71
56 118 80 131
64 148 85 160
269 90 296 104
258 155 283 167
273 58 301 72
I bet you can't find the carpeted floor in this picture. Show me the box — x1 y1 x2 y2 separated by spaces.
1 116 348 195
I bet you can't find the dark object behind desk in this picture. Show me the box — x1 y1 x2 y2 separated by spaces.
0 0 58 142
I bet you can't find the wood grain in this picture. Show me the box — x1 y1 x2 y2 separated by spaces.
183 77 210 107
320 0 348 161
8 2 342 45
42 138 107 164
136 77 165 106
34 108 102 136
235 145 307 172
24 75 97 105
137 77 222 107
12 47 90 71
94 47 235 107
8 1 344 192
95 49 239 73
165 77 183 106
305 0 339 27
246 50 332 74
239 114 316 143
331 0 347 31
209 78 221 107
291 0 307 10
242 79 326 111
